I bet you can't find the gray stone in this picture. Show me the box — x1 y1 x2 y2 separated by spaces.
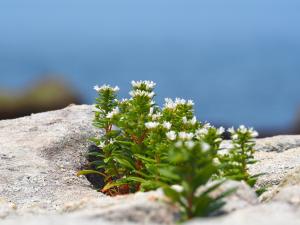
249 147 300 188
260 167 300 205
0 105 101 213
215 181 258 213
0 198 17 219
1 105 300 224
186 203 300 225
255 135 300 152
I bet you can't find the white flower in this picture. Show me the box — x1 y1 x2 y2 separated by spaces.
98 142 106 148
108 139 115 144
152 112 162 120
131 80 156 90
186 133 194 140
175 98 186 105
251 131 259 138
217 127 225 135
106 107 120 118
178 132 186 140
166 131 177 140
214 138 222 143
120 98 128 103
195 128 208 137
171 185 183 192
182 116 196 125
175 141 183 148
163 121 172 130
114 86 120 91
145 121 159 129
178 132 194 141
94 84 119 92
129 90 155 98
203 123 212 129
187 100 194 106
201 142 210 152
185 140 195 149
163 97 195 110
149 107 154 116
164 98 177 109
94 85 101 92
228 127 235 134
190 116 197 125
238 125 247 134
249 128 259 138
232 134 239 140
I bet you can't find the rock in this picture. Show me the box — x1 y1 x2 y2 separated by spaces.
215 181 258 213
260 167 300 206
249 147 300 188
0 104 100 213
0 198 17 219
0 78 83 120
186 203 300 225
1 105 300 224
255 135 300 152
0 105 179 224
60 191 178 224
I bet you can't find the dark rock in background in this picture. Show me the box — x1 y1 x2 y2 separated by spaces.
0 77 83 120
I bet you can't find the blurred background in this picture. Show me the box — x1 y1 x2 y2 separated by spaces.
1 0 300 137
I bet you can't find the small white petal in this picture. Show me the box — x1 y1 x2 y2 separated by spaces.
145 122 159 129
201 142 211 152
175 141 183 148
217 127 225 135
163 121 172 130
185 141 195 149
166 131 177 141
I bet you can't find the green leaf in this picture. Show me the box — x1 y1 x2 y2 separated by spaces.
102 180 128 192
159 168 180 181
114 158 135 170
126 176 147 183
134 154 156 163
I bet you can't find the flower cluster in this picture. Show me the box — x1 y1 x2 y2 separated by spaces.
145 121 159 129
228 125 259 139
182 116 197 125
106 107 120 119
78 80 261 222
164 98 194 109
129 89 155 98
94 84 119 92
131 80 156 90
218 125 260 189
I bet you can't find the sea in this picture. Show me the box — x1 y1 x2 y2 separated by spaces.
0 0 300 130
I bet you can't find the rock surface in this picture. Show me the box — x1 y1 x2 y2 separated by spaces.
1 105 300 225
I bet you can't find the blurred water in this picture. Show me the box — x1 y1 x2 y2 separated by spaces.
0 0 300 129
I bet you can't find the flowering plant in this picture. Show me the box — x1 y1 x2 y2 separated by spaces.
217 125 263 194
78 80 260 220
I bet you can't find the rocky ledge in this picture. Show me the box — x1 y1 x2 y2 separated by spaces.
1 105 300 225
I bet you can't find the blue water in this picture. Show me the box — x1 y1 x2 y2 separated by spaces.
1 0 300 129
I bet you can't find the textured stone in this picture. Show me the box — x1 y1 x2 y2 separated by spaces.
215 181 258 213
0 198 17 219
186 203 300 225
249 148 300 188
0 105 100 213
1 105 300 224
255 135 300 152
